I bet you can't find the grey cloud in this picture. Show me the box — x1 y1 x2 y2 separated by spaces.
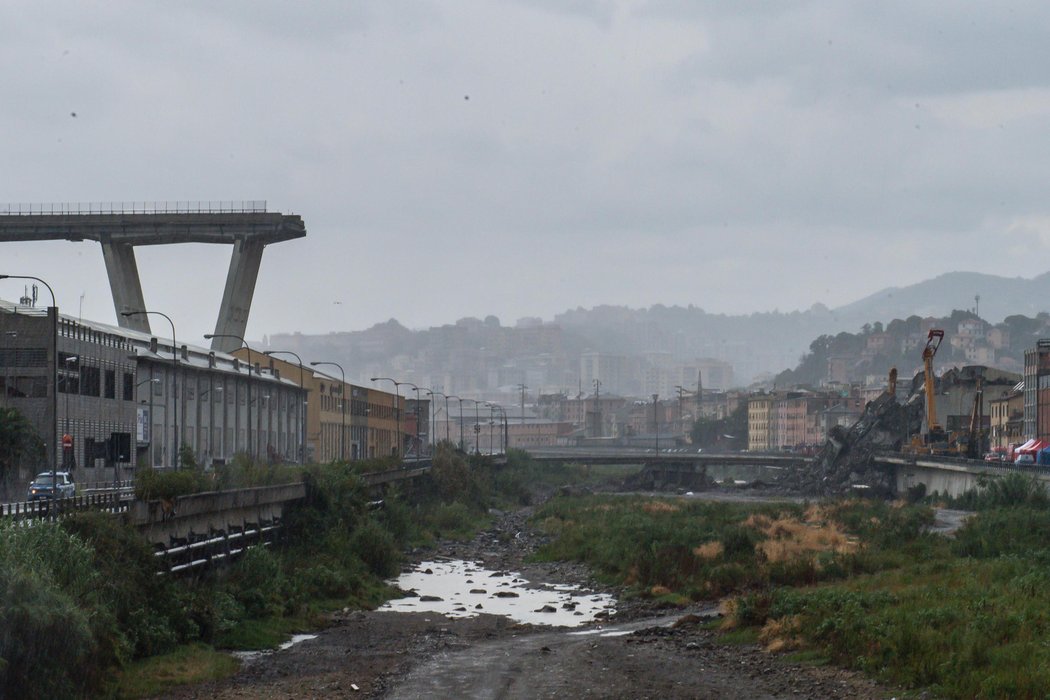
659 2 1050 97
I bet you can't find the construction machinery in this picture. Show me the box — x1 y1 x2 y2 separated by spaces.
921 329 946 447
964 376 984 459
901 329 947 455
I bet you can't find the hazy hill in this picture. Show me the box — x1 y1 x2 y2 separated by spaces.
831 271 1050 327
552 271 1050 382
265 271 1050 387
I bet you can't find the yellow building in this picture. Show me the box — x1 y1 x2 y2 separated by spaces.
748 394 774 452
989 388 1023 452
235 351 406 462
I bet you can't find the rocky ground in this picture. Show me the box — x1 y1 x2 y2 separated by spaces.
156 497 913 700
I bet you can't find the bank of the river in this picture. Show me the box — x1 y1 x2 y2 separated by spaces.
156 498 906 699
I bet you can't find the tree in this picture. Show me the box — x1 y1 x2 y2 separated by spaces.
690 402 748 451
0 407 45 496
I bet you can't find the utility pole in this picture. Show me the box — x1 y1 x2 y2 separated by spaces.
675 384 685 435
696 370 703 417
517 383 527 426
593 379 602 438
653 393 660 452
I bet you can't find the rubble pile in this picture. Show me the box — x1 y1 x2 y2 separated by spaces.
793 391 924 497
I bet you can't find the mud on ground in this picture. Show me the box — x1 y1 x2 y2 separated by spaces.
157 501 909 700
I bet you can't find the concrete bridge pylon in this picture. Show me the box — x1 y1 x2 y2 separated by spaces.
0 202 306 352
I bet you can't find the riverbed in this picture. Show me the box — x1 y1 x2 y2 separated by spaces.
380 558 617 626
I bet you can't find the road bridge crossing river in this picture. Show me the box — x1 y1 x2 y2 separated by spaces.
527 446 810 468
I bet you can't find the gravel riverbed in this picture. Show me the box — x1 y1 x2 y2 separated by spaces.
155 496 911 699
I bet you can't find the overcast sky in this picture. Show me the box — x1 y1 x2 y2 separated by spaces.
2 1 1049 343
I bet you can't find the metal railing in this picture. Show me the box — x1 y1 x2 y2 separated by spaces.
0 201 267 216
0 492 127 523
155 520 280 575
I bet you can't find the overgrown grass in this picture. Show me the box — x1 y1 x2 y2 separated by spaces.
929 471 1050 510
2 448 626 698
533 496 936 598
135 453 303 501
115 644 240 699
534 489 1050 698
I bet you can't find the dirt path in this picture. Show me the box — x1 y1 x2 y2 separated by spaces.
156 496 910 699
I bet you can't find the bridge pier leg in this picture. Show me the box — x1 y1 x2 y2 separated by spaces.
210 239 264 353
101 240 151 333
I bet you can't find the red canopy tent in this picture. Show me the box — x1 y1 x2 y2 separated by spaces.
1015 439 1046 455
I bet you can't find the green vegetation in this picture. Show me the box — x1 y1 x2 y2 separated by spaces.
116 645 239 699
0 406 45 497
1 447 577 698
534 496 931 598
932 471 1050 510
534 490 1050 699
135 453 304 501
690 401 748 451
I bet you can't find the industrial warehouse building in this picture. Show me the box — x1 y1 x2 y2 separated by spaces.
0 297 305 494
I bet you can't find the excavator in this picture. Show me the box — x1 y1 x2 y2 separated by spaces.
963 376 984 459
904 329 947 454
922 329 946 447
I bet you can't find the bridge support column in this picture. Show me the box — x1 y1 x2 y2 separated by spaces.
210 239 264 353
101 239 150 333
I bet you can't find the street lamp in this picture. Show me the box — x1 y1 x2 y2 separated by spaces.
371 377 406 459
469 399 481 455
266 350 307 464
488 408 495 455
311 361 346 462
396 382 421 463
125 310 179 469
427 390 449 450
447 395 463 450
204 333 254 458
1 274 58 514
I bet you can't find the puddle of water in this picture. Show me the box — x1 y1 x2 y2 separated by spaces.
232 633 317 662
380 560 616 627
279 634 317 650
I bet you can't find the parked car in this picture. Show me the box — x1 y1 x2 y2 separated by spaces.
26 471 76 501
1014 453 1036 467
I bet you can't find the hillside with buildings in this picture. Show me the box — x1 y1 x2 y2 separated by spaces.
264 271 1050 407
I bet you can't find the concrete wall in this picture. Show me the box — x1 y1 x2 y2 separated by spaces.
129 481 306 546
892 459 1050 499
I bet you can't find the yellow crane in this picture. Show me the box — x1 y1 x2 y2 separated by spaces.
922 329 945 445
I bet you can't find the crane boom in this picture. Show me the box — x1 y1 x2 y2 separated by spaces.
922 329 945 438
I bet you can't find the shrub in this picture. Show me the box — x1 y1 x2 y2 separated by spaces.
0 565 97 700
720 524 759 560
427 446 487 508
134 467 213 501
0 520 114 698
350 519 401 578
427 501 479 537
375 495 417 547
227 546 284 618
952 508 1050 558
62 511 185 658
946 473 1050 510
